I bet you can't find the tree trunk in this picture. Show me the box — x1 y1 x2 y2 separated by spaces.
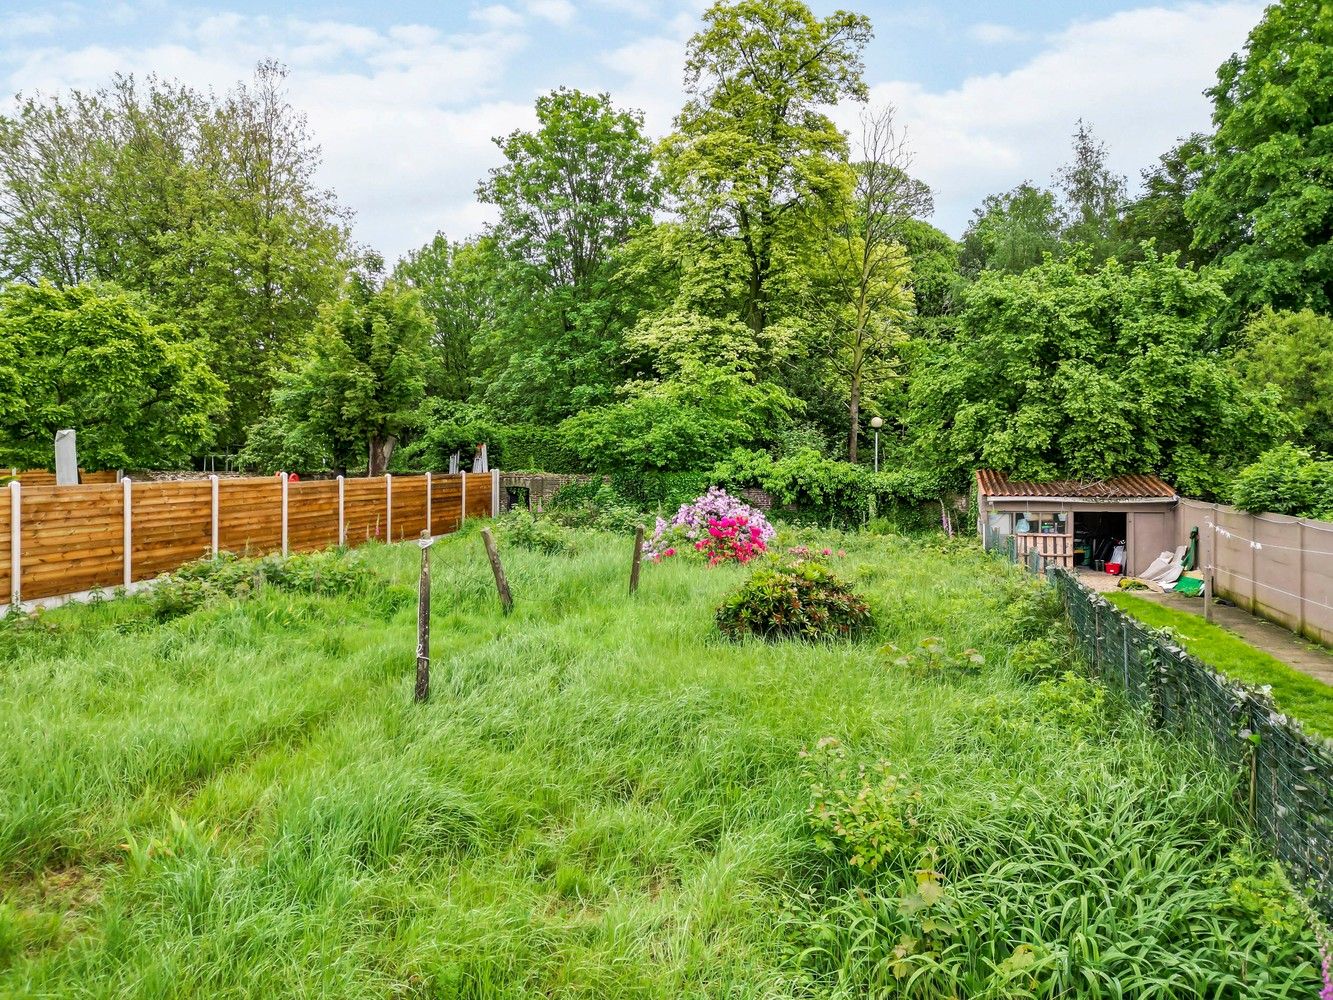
368 434 397 477
848 371 861 463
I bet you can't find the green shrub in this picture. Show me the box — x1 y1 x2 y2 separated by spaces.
497 510 577 556
149 549 378 621
882 636 985 679
547 481 642 532
1006 636 1067 681
1229 443 1333 519
716 559 873 641
803 737 922 873
710 447 942 527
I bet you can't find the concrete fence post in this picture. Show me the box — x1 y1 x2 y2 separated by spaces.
280 472 290 556
122 477 133 588
385 473 393 541
337 475 346 546
1297 519 1307 638
491 468 500 518
8 480 19 606
426 472 433 538
210 474 220 557
1248 511 1257 614
461 472 468 523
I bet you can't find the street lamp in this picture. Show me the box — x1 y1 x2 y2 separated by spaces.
870 416 883 473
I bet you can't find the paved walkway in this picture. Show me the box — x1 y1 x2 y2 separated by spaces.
1133 589 1333 688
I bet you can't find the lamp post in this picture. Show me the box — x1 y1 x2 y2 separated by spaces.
870 416 883 473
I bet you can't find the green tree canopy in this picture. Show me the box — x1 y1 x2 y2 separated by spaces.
473 88 659 422
1237 308 1333 455
1186 0 1333 315
0 282 224 470
907 250 1290 495
661 0 872 337
243 275 431 476
0 62 349 445
959 182 1062 276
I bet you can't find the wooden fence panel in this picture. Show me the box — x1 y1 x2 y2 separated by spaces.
391 475 428 541
12 470 118 486
463 472 493 520
218 478 282 556
20 485 124 600
131 481 212 582
344 477 389 544
431 475 463 536
2 471 489 608
287 480 341 553
0 490 10 601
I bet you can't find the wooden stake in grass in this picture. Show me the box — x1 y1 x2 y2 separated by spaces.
629 525 644 596
480 527 513 615
415 530 434 703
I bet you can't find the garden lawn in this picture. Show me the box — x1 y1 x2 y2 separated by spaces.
0 526 1319 998
1106 592 1333 739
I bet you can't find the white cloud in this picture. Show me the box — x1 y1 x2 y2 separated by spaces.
525 0 576 27
837 1 1263 236
0 12 534 260
471 5 525 31
967 22 1030 45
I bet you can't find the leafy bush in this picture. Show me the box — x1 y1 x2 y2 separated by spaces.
716 559 873 641
546 481 643 532
803 737 921 873
496 510 577 556
607 471 711 512
1229 443 1333 519
646 486 775 564
883 637 985 679
149 549 378 621
709 447 942 527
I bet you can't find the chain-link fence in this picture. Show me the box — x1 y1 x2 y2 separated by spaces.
992 535 1333 917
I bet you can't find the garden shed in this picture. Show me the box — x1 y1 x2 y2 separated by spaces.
976 470 1178 575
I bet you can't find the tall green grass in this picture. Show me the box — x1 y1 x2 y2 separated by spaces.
0 527 1318 997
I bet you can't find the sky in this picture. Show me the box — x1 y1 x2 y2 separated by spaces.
0 0 1264 262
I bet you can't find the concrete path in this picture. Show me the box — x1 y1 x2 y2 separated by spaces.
1134 590 1333 688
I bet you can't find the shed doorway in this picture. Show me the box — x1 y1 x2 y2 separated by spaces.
1075 511 1126 570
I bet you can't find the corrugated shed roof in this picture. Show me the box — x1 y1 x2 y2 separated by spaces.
975 470 1176 500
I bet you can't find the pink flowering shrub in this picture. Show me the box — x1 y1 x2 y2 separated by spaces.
645 486 775 566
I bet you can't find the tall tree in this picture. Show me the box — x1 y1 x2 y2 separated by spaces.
0 282 224 470
907 250 1289 495
1118 134 1210 266
393 233 493 401
1054 119 1126 262
475 88 658 422
661 0 872 337
1186 0 1333 315
1238 308 1333 455
0 62 349 445
821 107 920 461
959 182 1062 276
244 271 431 476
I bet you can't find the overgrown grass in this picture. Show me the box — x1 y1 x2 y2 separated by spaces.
1107 592 1333 739
0 527 1318 997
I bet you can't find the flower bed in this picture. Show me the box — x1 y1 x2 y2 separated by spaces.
645 486 775 566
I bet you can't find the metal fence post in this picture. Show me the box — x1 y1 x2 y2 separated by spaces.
8 480 19 606
385 473 393 541
337 475 346 546
210 474 220 557
122 477 133 588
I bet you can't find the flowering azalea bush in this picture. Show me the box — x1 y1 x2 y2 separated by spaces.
645 486 775 565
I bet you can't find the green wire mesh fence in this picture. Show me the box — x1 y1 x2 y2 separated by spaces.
987 530 1333 917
